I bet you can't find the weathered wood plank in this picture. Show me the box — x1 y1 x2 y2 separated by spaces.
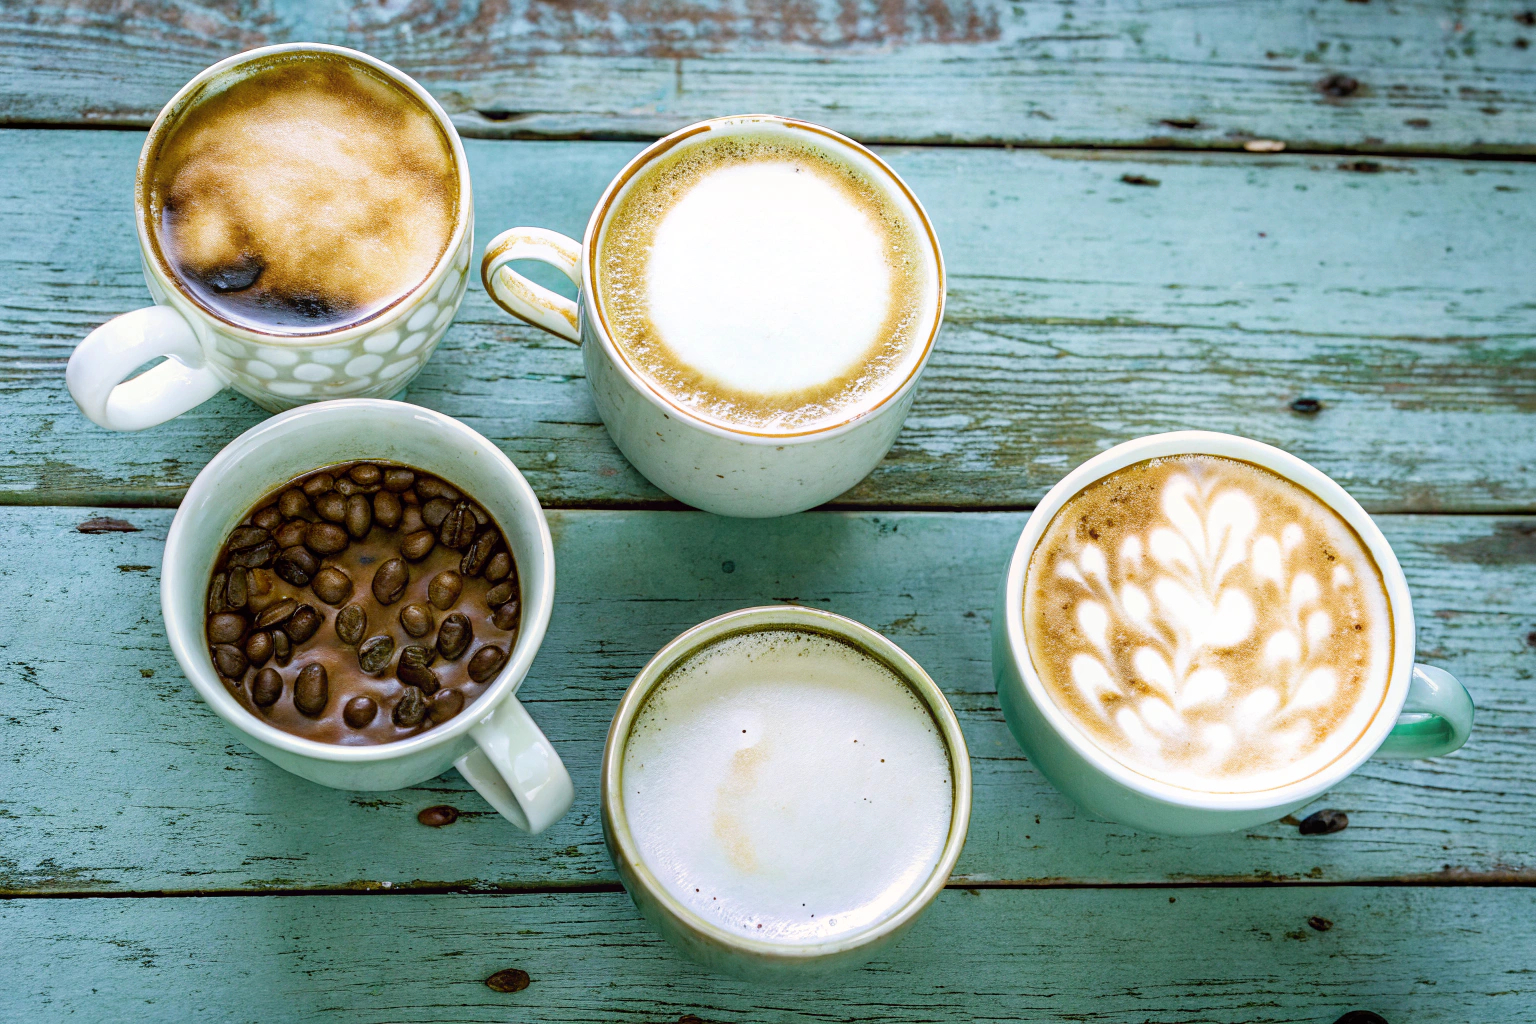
3 132 1533 512
2 508 1530 895
5 1 1536 154
3 887 1532 1022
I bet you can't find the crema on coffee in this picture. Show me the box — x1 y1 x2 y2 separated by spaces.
144 52 459 334
595 126 939 434
621 629 953 944
1024 455 1393 793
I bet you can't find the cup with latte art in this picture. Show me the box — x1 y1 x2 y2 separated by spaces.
67 44 474 431
992 431 1474 835
480 115 945 518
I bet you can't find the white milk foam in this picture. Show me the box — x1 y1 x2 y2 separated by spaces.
596 127 937 433
1025 456 1392 793
621 629 953 945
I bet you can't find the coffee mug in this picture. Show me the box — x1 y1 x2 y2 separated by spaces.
162 399 573 833
992 431 1474 836
481 114 945 518
601 606 971 980
67 43 474 431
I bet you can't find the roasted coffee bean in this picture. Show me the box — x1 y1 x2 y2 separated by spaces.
301 472 334 498
342 696 377 729
227 526 269 551
251 505 283 531
335 604 367 645
492 601 520 631
373 490 402 529
278 489 311 520
248 568 274 599
372 558 409 604
400 505 425 535
397 651 439 692
311 567 354 606
1299 809 1349 835
439 501 477 550
333 477 359 496
294 663 329 716
400 529 435 561
274 519 309 550
484 969 530 994
358 634 395 674
1333 1014 1388 1024
345 494 372 539
383 468 415 492
485 581 516 609
349 464 381 486
484 552 512 583
208 572 229 614
468 644 508 682
275 546 317 587
416 477 459 502
315 491 347 523
208 612 247 645
400 643 437 669
254 599 297 630
418 804 459 827
225 566 249 609
305 522 349 555
251 667 282 707
213 643 248 678
428 570 463 610
461 529 497 576
272 629 292 666
422 497 453 529
285 604 321 645
437 613 472 660
245 630 273 668
400 603 434 638
429 688 465 724
227 539 277 568
393 685 428 726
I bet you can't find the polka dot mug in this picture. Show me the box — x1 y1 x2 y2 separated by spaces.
66 44 473 431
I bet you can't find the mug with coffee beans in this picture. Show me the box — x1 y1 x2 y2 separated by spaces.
67 43 474 431
992 431 1475 835
481 114 946 518
601 606 971 979
163 400 573 834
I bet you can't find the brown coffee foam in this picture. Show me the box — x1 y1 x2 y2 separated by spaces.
594 130 930 432
1023 455 1391 786
145 52 457 333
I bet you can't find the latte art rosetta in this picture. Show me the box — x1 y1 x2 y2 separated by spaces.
1025 456 1393 792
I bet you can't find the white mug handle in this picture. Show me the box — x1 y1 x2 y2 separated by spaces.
66 305 226 431
481 227 583 344
454 693 574 833
1372 664 1475 760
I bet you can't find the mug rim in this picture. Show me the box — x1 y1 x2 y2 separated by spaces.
578 114 947 445
133 42 474 344
160 399 555 763
600 605 972 961
1001 430 1417 811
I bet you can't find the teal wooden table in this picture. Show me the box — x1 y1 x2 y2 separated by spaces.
3 3 1534 1021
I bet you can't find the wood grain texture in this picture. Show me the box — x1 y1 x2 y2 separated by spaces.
4 1 1536 153
4 132 1534 512
3 507 1531 895
3 887 1533 1022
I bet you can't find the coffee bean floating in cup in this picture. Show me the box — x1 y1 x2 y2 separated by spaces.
205 462 520 744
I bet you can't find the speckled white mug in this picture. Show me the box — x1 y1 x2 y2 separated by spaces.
66 43 474 431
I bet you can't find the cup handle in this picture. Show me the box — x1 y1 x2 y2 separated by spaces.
481 227 583 344
454 693 574 833
1372 664 1475 760
66 305 226 431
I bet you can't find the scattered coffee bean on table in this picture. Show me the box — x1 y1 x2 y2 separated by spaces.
205 461 522 745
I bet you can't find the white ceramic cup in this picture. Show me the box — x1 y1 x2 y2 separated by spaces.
600 606 972 981
66 43 475 431
991 431 1475 836
480 115 945 519
162 399 574 833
